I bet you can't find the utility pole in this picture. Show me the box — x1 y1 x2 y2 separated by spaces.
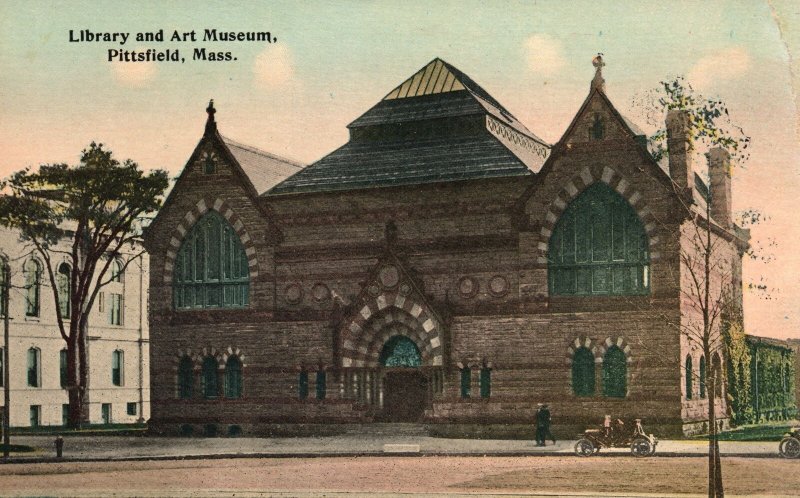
3 263 11 460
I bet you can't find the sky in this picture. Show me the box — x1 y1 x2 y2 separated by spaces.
1 0 798 340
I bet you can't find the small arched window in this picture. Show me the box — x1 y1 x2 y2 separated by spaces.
480 367 491 398
224 356 242 399
174 211 250 309
572 347 595 397
699 355 707 399
460 367 471 399
178 356 193 399
112 350 124 386
549 183 649 296
685 355 693 400
57 263 71 318
602 345 627 398
27 347 40 387
201 356 218 399
111 259 123 283
24 259 42 317
316 370 327 400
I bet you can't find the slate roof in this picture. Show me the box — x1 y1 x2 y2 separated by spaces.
268 58 548 196
221 137 304 195
267 134 533 196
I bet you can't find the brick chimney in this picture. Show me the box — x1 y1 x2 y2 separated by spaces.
665 110 693 199
708 147 732 227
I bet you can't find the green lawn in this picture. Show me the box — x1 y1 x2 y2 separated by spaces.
691 421 799 441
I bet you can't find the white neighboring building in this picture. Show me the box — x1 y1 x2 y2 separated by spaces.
0 226 149 427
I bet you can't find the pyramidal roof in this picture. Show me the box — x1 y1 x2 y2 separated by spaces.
268 58 549 196
349 58 543 142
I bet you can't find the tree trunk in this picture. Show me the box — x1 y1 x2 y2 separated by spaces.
66 336 82 428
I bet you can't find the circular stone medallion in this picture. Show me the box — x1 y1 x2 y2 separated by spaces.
285 284 303 304
488 275 509 296
458 276 478 298
379 265 400 288
311 283 330 302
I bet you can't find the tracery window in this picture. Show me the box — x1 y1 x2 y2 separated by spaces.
572 347 595 397
549 183 649 295
602 345 627 398
174 210 249 309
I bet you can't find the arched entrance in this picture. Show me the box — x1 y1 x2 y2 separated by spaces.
379 336 428 422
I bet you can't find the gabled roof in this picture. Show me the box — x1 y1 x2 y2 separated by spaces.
268 58 548 196
221 137 304 195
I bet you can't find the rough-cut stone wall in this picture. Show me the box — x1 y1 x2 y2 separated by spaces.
147 94 746 437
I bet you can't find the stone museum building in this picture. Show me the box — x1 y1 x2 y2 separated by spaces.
146 58 751 436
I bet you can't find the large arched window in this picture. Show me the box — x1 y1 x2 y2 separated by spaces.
572 347 595 397
24 258 42 317
602 345 627 398
224 356 242 399
685 355 693 400
57 263 71 318
549 183 649 295
178 356 193 399
201 356 218 399
174 211 249 309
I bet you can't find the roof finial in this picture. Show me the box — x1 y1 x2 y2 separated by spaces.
591 53 605 92
204 99 217 136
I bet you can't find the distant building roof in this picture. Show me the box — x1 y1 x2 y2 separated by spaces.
269 58 549 196
221 137 304 195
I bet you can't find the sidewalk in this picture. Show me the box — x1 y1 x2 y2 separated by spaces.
2 426 784 463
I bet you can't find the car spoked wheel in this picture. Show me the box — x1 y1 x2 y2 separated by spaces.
779 437 800 458
574 438 595 457
631 437 652 457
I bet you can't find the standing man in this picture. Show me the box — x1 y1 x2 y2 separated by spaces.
535 403 546 446
542 404 555 445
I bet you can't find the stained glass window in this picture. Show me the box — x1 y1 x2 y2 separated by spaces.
174 211 250 309
602 345 627 398
225 356 242 398
549 183 649 295
378 336 421 367
572 347 595 397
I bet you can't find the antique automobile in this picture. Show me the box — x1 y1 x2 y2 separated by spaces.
574 418 658 457
778 427 800 459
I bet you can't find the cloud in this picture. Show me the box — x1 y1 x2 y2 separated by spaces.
110 48 157 87
524 34 566 76
253 44 294 88
688 47 751 91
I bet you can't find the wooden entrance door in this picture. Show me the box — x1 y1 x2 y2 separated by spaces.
382 370 428 422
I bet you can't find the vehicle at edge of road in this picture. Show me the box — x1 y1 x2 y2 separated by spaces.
778 427 800 459
574 418 659 457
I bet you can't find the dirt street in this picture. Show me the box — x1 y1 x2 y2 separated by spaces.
0 455 796 497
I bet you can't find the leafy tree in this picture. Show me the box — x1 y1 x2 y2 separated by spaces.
0 143 168 427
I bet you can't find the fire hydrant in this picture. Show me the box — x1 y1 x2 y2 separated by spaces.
54 435 64 458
